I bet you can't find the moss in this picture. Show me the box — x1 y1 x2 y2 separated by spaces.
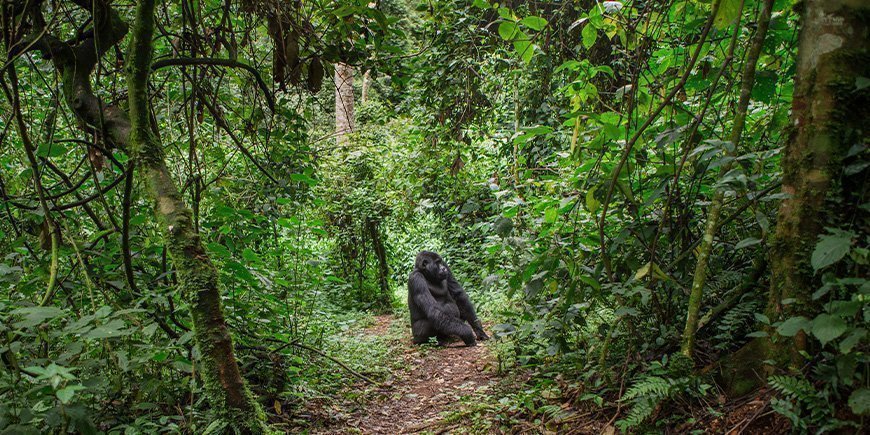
716 338 768 397
125 0 270 431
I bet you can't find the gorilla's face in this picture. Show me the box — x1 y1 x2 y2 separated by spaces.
417 251 449 282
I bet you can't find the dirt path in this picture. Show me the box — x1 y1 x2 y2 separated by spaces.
313 315 501 434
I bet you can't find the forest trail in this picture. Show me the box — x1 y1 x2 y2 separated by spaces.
312 315 502 434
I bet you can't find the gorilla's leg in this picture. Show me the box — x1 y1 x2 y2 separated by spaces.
412 319 436 344
429 310 476 346
448 277 489 340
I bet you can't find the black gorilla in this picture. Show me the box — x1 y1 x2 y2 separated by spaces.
408 251 489 346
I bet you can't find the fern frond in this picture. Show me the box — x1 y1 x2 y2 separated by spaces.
622 376 672 401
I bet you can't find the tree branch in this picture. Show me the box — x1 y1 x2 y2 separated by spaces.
152 57 275 111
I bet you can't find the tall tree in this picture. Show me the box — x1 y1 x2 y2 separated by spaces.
126 0 268 430
4 0 269 429
335 62 356 146
764 0 869 363
681 0 773 357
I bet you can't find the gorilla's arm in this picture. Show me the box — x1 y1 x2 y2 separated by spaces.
409 272 477 345
446 274 489 340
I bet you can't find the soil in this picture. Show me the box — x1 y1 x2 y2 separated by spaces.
301 315 791 435
311 315 501 434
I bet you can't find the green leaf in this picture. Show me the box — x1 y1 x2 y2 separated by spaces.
754 313 770 325
83 319 128 339
36 142 68 158
811 230 853 271
513 37 534 64
333 6 356 17
472 0 489 9
582 24 597 49
521 16 547 31
277 217 300 228
242 248 261 264
544 207 558 224
848 388 870 416
840 328 866 353
11 306 65 328
498 21 519 40
497 7 513 20
811 314 847 347
207 243 231 259
734 237 761 249
585 186 600 213
289 173 318 187
56 385 86 404
714 0 742 30
776 316 810 337
227 260 255 282
89 229 114 244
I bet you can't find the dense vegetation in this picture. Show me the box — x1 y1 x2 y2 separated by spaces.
0 0 867 432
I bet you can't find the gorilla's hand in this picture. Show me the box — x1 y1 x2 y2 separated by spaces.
459 325 477 347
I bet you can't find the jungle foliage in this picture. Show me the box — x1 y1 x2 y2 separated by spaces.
0 0 867 433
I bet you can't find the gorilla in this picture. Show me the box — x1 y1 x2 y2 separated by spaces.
408 251 489 346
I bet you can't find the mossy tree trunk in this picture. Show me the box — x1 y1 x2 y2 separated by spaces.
126 0 267 430
366 217 391 310
681 0 773 357
764 0 869 364
14 0 269 429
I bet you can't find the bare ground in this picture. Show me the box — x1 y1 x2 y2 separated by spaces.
310 315 501 434
300 315 789 434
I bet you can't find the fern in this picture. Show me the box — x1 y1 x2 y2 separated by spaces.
769 375 816 400
617 367 712 431
712 296 760 350
617 376 680 431
622 376 673 401
618 397 657 430
769 375 843 432
707 270 743 295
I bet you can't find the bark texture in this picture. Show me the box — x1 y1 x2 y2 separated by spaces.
335 62 355 146
366 218 391 309
765 0 869 362
126 0 267 430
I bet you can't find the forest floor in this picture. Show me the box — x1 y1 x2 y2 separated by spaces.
308 314 508 434
297 315 786 434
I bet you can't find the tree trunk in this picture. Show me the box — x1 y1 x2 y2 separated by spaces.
366 218 390 309
335 62 355 146
764 0 869 363
681 0 771 357
361 69 371 104
126 0 267 430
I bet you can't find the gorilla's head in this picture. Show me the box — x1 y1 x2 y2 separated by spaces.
416 251 449 282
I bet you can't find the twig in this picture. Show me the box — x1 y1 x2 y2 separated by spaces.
289 340 380 386
252 334 380 386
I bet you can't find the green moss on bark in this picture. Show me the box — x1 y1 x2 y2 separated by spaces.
764 0 868 366
127 0 269 431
